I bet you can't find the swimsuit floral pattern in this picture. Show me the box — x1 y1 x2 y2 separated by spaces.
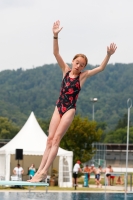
56 71 81 117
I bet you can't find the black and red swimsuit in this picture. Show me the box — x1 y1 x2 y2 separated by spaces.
56 70 81 117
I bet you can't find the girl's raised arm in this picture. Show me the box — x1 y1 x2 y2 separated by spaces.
85 43 117 78
53 20 69 74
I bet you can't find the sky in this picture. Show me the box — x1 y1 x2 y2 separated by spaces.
0 0 133 71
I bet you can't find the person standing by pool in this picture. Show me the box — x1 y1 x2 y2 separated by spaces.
94 165 102 188
83 164 91 181
110 166 115 185
73 160 83 186
13 164 24 179
89 164 96 175
12 163 24 187
28 164 36 179
105 165 112 186
28 20 117 182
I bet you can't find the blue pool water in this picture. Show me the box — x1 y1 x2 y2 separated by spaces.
0 192 133 200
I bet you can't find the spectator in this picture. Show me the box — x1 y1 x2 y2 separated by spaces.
73 160 82 186
116 176 123 185
90 164 96 174
13 164 24 178
110 166 115 185
94 165 102 188
83 164 91 180
12 164 24 187
105 165 112 186
28 164 36 179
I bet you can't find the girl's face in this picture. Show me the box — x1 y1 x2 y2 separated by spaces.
72 56 86 72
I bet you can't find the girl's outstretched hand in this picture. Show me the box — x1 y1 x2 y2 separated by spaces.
53 20 63 36
107 43 117 56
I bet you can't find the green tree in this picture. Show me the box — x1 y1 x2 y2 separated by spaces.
60 115 102 164
103 127 133 143
96 122 107 131
0 117 20 139
1 63 133 130
115 114 127 130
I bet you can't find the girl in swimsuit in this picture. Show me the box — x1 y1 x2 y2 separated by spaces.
28 20 117 182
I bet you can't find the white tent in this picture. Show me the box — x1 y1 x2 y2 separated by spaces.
0 112 73 187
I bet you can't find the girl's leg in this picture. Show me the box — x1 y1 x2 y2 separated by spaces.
27 107 60 181
30 108 75 182
34 107 61 174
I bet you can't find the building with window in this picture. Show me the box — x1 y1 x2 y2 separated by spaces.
87 143 133 171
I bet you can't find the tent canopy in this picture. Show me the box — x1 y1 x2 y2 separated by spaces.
0 112 73 187
0 112 72 156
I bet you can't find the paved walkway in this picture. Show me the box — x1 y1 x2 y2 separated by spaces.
78 184 131 192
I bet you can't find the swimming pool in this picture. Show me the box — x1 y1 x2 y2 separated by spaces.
0 192 133 200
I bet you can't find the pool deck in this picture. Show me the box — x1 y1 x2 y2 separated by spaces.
0 184 132 193
0 190 130 193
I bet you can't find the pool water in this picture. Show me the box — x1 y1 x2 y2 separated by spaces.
0 192 133 200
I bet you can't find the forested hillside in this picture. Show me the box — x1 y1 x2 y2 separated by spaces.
0 63 133 130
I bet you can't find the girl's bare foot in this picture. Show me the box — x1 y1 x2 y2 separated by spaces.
34 170 41 177
27 171 40 182
27 173 47 182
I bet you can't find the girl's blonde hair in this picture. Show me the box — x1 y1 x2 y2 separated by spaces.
72 54 88 66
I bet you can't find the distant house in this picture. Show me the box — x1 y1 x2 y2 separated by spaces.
87 143 133 171
105 143 133 168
